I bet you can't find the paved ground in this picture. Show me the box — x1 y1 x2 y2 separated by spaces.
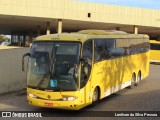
0 64 160 120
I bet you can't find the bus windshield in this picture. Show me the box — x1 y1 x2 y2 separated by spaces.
27 41 81 91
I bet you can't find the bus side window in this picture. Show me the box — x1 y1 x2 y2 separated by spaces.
94 39 106 61
104 39 115 58
80 40 92 89
130 44 137 54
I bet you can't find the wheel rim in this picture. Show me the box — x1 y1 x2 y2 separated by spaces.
131 74 136 86
138 73 141 82
136 73 141 85
93 88 98 102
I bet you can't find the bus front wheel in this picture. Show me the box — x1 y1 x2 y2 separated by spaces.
92 87 99 104
129 73 136 89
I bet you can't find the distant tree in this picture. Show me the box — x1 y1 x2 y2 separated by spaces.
0 35 6 42
5 37 11 42
0 35 11 43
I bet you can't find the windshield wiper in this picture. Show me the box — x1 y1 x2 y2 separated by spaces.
37 74 48 89
49 43 58 79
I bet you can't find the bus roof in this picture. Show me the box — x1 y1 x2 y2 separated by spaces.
35 30 149 42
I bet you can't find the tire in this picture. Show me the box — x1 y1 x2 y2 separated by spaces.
92 87 99 104
135 72 141 86
129 73 136 89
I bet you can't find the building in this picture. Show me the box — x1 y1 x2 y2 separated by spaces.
0 0 160 46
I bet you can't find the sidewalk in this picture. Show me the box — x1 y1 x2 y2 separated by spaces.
0 46 22 50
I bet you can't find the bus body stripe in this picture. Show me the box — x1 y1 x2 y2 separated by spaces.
103 80 131 98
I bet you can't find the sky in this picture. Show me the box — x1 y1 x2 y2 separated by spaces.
78 0 160 10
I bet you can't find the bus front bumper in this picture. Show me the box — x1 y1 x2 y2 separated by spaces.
27 96 85 110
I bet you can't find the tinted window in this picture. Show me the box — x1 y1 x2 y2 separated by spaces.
111 48 125 57
130 44 138 54
82 40 92 62
129 38 149 54
93 38 149 61
104 39 115 58
94 39 106 61
141 42 150 52
150 43 160 50
105 39 126 58
81 40 92 88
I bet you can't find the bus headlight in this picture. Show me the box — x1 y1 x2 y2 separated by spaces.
28 93 37 98
62 96 78 101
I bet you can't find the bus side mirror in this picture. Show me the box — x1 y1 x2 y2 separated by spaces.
22 53 30 71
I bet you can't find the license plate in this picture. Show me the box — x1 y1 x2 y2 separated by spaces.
44 102 53 107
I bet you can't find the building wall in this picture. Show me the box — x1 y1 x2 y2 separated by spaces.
0 0 160 27
0 47 30 94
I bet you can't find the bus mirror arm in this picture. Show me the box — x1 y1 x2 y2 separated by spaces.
79 58 87 64
22 53 30 71
80 58 85 62
80 57 90 65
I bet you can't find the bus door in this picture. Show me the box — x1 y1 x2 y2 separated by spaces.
80 40 93 104
92 39 107 98
103 39 117 94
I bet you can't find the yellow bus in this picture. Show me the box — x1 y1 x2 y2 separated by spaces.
22 30 150 110
150 40 160 63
